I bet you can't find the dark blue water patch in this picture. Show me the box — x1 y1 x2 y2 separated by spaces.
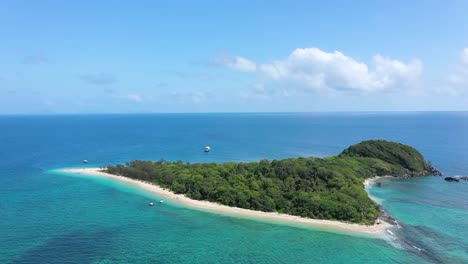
10 228 115 264
395 224 468 264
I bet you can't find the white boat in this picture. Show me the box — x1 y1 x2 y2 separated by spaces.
148 201 154 206
82 159 88 164
159 200 164 204
204 146 211 152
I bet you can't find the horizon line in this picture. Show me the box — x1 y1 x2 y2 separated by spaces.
1 110 468 117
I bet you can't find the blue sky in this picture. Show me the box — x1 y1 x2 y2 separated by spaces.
1 0 468 114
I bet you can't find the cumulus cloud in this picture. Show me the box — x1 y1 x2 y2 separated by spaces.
80 73 116 85
258 48 422 92
212 53 257 72
22 54 50 65
217 48 422 93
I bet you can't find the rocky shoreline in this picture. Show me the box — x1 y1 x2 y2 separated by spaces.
378 208 398 226
403 164 443 177
444 176 468 182
364 166 443 228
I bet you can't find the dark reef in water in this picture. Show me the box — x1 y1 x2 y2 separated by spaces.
444 176 468 182
377 207 398 225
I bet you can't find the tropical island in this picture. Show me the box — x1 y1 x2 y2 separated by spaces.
60 140 441 237
62 140 440 236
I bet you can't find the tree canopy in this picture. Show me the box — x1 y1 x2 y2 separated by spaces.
339 140 432 173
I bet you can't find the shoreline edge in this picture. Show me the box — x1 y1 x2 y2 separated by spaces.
58 167 393 238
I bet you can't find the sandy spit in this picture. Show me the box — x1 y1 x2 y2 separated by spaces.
59 167 392 238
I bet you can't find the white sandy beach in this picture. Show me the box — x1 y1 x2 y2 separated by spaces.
364 175 394 189
61 168 392 238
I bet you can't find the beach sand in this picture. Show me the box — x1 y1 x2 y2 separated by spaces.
364 175 394 189
60 168 392 238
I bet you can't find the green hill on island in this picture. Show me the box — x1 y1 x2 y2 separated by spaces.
105 140 439 225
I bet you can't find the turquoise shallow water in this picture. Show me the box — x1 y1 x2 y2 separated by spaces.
369 177 468 263
1 113 467 263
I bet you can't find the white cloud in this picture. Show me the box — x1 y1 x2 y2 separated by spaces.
258 48 422 92
448 48 468 90
166 91 207 104
229 56 257 72
239 83 284 101
212 54 257 72
461 48 468 65
191 91 206 104
126 94 142 102
110 92 146 103
448 73 465 85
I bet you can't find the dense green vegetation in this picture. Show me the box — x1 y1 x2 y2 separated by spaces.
106 140 435 224
340 140 432 173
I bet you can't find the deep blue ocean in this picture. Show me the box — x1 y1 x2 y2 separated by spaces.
1 112 467 263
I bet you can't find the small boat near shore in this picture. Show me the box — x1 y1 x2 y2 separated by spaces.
149 201 154 206
204 146 211 152
83 159 88 164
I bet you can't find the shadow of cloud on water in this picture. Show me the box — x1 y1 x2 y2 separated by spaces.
11 228 116 264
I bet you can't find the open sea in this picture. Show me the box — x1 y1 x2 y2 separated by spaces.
1 112 467 263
